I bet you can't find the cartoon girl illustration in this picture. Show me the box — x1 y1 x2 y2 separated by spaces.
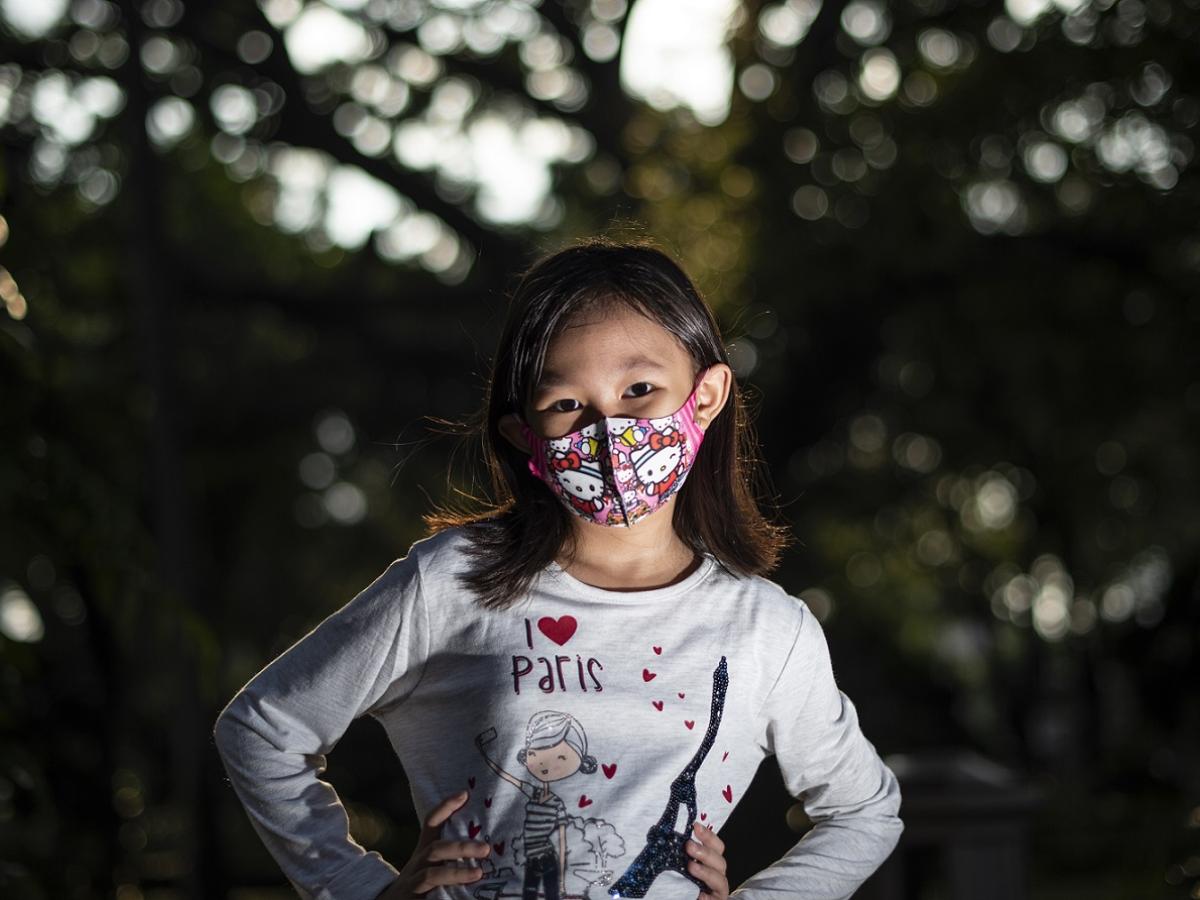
553 461 607 516
630 427 685 498
546 435 579 463
475 711 598 900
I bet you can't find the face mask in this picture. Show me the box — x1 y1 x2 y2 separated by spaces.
517 368 710 527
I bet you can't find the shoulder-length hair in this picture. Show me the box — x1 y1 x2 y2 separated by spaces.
423 235 791 610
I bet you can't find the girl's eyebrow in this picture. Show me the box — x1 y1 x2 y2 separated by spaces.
537 355 666 389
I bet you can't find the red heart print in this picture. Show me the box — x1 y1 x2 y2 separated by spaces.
602 763 618 779
653 646 662 654
643 668 657 682
684 720 695 730
468 776 475 788
484 796 492 808
700 812 707 821
678 692 685 699
538 615 578 646
722 785 733 803
652 700 664 711
468 820 482 839
493 840 505 855
579 795 593 808
722 751 729 762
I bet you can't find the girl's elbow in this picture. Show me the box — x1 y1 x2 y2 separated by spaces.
212 708 235 755
876 781 905 851
212 701 249 758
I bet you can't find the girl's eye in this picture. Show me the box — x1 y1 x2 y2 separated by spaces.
548 383 652 412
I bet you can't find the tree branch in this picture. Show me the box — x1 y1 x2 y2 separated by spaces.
174 3 536 282
535 0 639 166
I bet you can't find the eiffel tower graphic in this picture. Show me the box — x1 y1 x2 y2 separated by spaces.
606 656 729 898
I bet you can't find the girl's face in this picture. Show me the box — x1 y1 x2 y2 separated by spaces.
524 740 581 782
498 304 732 448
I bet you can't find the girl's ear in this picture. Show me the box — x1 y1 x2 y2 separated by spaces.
498 412 533 454
694 364 733 430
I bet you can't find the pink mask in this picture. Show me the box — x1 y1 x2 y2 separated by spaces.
517 369 710 527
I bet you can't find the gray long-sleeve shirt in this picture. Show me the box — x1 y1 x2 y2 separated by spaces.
213 525 903 900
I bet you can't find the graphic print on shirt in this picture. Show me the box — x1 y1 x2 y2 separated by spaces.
511 615 604 696
607 656 729 899
475 711 622 900
459 617 732 899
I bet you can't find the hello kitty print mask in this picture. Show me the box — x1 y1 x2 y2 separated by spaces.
517 368 710 527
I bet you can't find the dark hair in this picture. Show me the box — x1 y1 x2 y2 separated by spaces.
423 235 791 610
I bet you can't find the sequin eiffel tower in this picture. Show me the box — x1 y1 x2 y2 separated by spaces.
607 656 729 898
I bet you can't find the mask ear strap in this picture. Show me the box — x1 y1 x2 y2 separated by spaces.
517 419 542 449
516 419 546 480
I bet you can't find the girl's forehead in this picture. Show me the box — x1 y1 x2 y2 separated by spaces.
554 304 666 341
539 308 692 379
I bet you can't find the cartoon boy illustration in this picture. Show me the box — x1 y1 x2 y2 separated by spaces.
476 711 598 900
605 417 646 449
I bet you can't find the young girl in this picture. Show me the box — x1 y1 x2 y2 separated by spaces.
213 237 904 900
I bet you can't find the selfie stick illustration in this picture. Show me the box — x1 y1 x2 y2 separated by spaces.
606 656 729 899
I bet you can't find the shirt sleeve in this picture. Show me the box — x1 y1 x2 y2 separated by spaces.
732 601 904 900
212 554 430 900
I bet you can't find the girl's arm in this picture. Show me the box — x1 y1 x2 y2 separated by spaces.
482 756 530 795
212 554 430 900
732 603 904 900
474 733 530 794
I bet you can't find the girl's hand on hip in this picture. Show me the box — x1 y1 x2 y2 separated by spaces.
686 820 730 900
375 790 490 899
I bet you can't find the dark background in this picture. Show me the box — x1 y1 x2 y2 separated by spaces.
2 0 1198 897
